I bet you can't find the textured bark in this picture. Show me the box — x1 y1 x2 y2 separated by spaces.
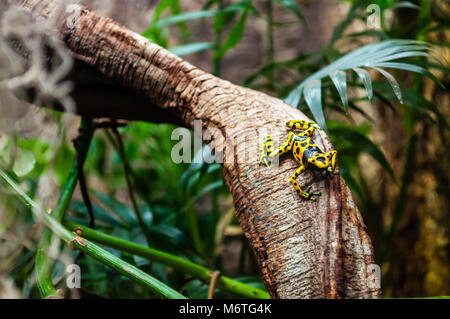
5 0 380 298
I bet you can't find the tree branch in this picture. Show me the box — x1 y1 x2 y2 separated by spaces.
4 0 380 298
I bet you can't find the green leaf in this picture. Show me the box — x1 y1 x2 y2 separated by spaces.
213 0 253 32
304 79 326 130
177 144 220 196
142 0 174 45
147 0 189 37
92 190 138 227
69 201 126 228
339 165 364 199
329 70 348 112
13 148 36 177
63 219 269 298
285 87 303 108
329 125 396 181
169 42 215 57
213 10 236 33
53 143 75 185
184 180 224 211
153 0 175 20
0 169 186 299
139 202 154 227
181 279 209 298
372 67 403 104
214 5 250 60
154 10 218 29
285 40 439 125
167 0 189 38
372 81 449 129
353 67 373 102
148 224 188 247
371 61 444 88
273 0 306 25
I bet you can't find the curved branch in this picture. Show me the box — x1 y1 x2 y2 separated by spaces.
5 0 380 298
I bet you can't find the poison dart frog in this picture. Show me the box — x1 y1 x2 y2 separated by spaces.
259 120 337 201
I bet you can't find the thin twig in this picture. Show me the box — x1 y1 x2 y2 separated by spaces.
207 271 221 299
73 118 95 228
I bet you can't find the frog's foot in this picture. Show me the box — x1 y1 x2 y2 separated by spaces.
311 122 322 130
301 186 321 201
324 166 334 179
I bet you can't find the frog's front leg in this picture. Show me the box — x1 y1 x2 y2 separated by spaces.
285 120 321 131
326 150 338 178
289 165 322 201
259 135 291 167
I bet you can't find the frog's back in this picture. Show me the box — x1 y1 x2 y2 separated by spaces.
292 135 321 164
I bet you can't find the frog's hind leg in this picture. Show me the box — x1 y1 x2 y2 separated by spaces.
289 165 321 201
299 125 315 138
324 150 338 178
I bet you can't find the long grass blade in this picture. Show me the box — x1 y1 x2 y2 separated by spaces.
304 79 326 130
353 67 373 102
372 67 403 103
330 70 348 112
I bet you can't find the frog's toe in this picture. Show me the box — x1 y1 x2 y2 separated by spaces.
301 187 321 200
259 156 271 167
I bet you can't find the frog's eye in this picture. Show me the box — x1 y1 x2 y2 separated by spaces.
316 157 326 164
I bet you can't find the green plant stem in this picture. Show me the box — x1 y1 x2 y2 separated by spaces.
186 207 205 257
111 127 152 246
35 118 94 298
35 163 79 298
266 0 274 66
266 0 276 90
74 118 96 227
63 219 270 299
0 169 185 299
213 0 223 76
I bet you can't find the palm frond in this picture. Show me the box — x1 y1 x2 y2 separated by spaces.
285 40 442 130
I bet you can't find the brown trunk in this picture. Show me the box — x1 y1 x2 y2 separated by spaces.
4 0 380 298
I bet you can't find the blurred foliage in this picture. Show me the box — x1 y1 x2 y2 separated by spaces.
0 0 449 298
